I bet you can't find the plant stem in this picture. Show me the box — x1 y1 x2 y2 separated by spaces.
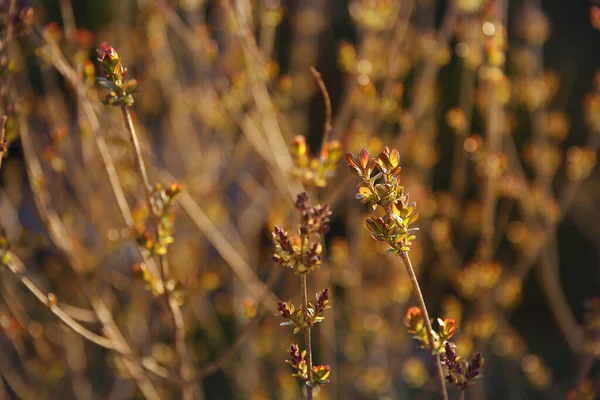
309 66 332 158
459 389 465 400
400 252 448 400
121 105 191 400
300 274 313 400
0 115 7 172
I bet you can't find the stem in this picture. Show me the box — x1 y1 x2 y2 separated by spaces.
120 105 191 399
0 115 7 172
300 274 313 400
309 66 332 158
459 389 465 400
400 252 448 400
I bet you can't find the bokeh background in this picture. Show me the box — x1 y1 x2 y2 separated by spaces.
0 0 599 399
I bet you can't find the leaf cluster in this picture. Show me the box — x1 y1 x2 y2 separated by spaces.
286 344 331 388
96 42 137 107
277 289 331 334
404 306 457 354
346 147 420 253
134 182 182 257
272 192 331 274
290 135 342 188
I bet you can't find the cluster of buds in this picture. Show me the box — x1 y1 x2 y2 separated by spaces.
404 307 457 354
286 344 331 388
277 288 331 334
346 147 420 254
290 136 342 188
273 192 332 391
132 262 185 304
441 342 484 391
404 307 484 393
135 182 183 257
96 42 137 106
272 192 331 274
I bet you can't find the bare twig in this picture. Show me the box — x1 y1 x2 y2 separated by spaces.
309 66 332 157
0 115 7 172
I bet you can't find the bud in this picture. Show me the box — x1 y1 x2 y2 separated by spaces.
315 288 331 314
47 293 57 307
98 42 123 81
404 306 425 334
277 301 295 319
291 135 307 157
166 182 183 199
324 140 342 163
311 364 331 384
438 318 457 340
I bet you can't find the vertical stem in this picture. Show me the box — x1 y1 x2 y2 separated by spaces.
300 274 313 400
121 106 152 191
459 389 465 400
309 66 332 158
120 105 191 400
400 252 448 400
0 115 7 172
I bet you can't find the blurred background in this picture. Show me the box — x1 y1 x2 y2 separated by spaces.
0 0 599 399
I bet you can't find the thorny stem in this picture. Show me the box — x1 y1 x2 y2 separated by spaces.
301 274 313 400
120 105 191 399
400 252 449 400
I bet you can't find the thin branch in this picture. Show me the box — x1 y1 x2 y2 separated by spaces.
400 252 449 400
3 256 114 349
1 250 173 379
0 115 7 172
120 105 192 399
300 274 313 400
309 66 332 158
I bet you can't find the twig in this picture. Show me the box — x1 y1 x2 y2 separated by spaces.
537 246 583 353
120 105 192 399
0 115 7 172
3 256 114 349
2 251 173 381
11 81 161 399
156 167 280 308
309 66 332 158
300 274 313 400
400 252 449 400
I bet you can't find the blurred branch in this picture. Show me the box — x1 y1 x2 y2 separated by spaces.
157 168 280 309
310 66 333 156
0 115 7 172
